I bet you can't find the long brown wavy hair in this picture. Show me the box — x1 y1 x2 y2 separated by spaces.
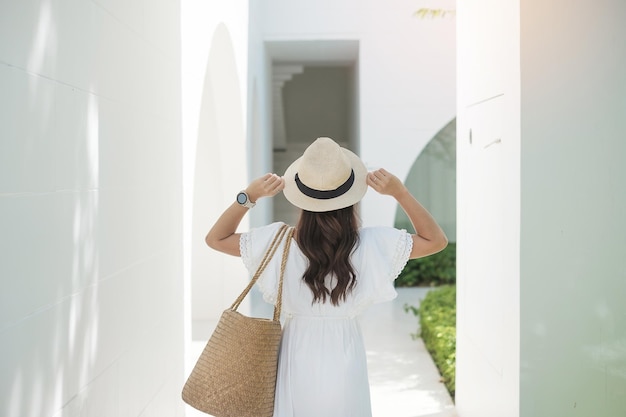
295 206 360 306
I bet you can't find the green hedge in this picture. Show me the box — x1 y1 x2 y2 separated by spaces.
410 285 456 398
396 242 456 287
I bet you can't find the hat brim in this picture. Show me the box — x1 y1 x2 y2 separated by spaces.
283 147 368 212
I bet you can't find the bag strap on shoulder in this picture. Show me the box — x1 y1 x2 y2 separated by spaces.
230 224 294 321
273 226 294 320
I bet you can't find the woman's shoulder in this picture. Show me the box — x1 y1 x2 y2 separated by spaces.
245 221 289 244
359 226 409 240
251 221 288 233
356 226 413 282
358 226 413 256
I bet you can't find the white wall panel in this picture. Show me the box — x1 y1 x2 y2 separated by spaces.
0 0 184 416
0 191 98 331
519 1 626 415
458 0 625 416
456 1 521 416
456 0 508 107
0 66 88 193
55 0 98 92
456 96 520 417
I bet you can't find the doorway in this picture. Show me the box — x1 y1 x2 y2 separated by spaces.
266 40 360 224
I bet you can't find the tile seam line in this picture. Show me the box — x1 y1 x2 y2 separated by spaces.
50 316 177 417
0 189 99 198
465 93 505 109
0 59 177 118
0 244 177 336
0 60 113 100
91 0 171 53
0 184 180 198
0 60 185 121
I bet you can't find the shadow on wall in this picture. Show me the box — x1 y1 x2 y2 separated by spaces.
1 2 101 409
395 118 456 241
3 1 184 414
3 81 101 416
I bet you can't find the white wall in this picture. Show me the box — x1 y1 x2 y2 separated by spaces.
247 0 275 230
456 0 521 416
519 1 626 415
0 1 184 416
180 1 251 328
457 1 626 416
251 0 456 228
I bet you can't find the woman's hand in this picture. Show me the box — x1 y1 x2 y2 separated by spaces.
205 173 284 256
367 168 408 199
367 167 448 259
246 173 285 202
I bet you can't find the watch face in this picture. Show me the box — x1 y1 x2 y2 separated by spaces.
237 192 247 204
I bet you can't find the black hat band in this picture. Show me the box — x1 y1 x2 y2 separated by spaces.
294 170 355 200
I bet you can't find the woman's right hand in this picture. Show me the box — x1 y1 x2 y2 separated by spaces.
245 173 285 202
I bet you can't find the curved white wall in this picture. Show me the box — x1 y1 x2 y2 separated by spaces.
0 1 184 416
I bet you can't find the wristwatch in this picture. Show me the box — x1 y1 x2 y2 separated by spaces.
236 191 256 209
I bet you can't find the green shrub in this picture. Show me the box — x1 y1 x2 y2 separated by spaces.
408 285 456 398
396 242 456 287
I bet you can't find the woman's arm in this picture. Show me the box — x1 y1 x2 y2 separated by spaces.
367 168 448 259
205 173 285 256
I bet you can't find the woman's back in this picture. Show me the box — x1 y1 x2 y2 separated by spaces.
240 222 413 417
242 222 413 318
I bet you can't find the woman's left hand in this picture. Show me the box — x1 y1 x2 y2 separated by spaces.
367 168 407 198
246 173 285 202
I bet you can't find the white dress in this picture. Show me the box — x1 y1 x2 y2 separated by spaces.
240 222 413 417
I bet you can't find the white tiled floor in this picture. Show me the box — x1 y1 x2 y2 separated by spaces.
185 287 456 417
363 287 457 417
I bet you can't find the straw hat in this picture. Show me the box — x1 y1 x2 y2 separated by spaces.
283 137 368 212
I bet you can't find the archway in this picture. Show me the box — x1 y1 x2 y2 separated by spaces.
190 23 247 336
395 118 456 242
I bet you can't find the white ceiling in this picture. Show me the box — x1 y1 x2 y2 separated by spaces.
266 40 359 65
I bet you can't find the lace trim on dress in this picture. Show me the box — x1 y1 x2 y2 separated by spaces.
240 232 253 272
390 230 413 281
258 280 278 305
241 222 285 305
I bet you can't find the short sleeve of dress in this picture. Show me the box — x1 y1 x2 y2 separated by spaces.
354 227 413 307
239 222 287 304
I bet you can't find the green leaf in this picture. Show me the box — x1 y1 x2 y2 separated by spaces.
413 8 456 19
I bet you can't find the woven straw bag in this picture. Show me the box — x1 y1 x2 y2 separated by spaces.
182 224 294 417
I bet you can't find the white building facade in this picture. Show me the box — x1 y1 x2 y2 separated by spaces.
6 0 623 416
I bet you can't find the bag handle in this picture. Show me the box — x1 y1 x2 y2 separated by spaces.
230 224 294 321
273 226 294 321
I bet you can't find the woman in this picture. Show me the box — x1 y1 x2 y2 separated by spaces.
206 137 447 417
